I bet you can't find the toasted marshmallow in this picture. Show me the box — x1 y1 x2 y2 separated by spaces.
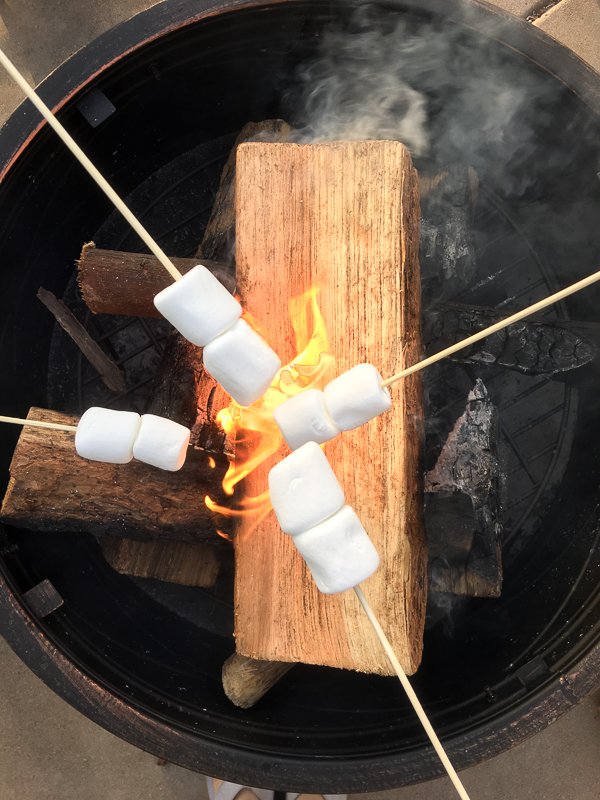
203 318 281 407
153 264 242 347
324 363 391 431
75 407 141 464
292 505 379 593
273 389 340 450
132 414 190 471
268 441 345 536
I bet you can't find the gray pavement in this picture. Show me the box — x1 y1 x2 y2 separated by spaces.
0 1 599 798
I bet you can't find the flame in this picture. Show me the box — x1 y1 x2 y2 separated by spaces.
208 456 216 469
205 286 333 529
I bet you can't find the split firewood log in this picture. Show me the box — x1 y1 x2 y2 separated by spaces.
233 140 426 677
0 407 231 543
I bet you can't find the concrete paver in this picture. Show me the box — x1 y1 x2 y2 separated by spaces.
533 0 600 73
490 0 540 16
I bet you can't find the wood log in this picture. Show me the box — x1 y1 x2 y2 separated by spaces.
233 140 426 676
77 243 233 317
221 654 294 709
102 536 221 587
0 407 231 543
90 122 293 589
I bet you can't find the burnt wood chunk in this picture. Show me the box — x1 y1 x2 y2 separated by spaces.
77 243 234 317
37 287 125 393
424 379 505 597
102 536 221 587
0 408 231 543
222 654 294 709
234 140 426 676
420 167 479 302
22 579 64 617
424 302 599 376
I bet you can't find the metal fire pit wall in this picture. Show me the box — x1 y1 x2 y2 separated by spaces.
1 0 600 792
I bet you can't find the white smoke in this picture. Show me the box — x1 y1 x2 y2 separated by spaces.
287 8 562 195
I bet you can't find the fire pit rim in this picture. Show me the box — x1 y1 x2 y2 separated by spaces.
0 0 600 791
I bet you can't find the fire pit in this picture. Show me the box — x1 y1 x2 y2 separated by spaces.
1 0 600 792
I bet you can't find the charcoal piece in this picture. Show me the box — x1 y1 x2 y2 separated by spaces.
424 379 505 597
420 166 479 301
424 302 598 376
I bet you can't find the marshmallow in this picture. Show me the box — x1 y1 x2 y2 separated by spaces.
324 363 391 431
273 389 340 450
268 441 345 535
153 264 242 347
132 414 191 471
75 407 141 464
203 318 282 407
292 505 379 593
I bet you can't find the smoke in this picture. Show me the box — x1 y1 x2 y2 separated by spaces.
294 23 430 156
286 6 578 197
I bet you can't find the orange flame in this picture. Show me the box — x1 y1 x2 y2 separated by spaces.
205 287 333 528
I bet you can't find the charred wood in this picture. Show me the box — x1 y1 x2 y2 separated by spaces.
424 302 598 376
420 166 479 303
424 379 505 597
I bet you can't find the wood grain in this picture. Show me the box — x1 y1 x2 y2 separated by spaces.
102 536 221 587
222 654 294 708
234 141 426 676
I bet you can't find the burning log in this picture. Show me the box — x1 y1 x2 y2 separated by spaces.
0 407 231 543
424 379 505 597
424 302 599 376
232 140 426 676
95 121 294 588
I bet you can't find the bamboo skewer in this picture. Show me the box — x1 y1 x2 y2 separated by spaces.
382 266 600 388
0 415 78 432
354 585 471 800
0 46 182 284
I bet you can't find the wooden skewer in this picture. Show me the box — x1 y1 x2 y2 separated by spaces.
354 585 472 800
0 415 78 432
382 266 600 388
0 46 182 284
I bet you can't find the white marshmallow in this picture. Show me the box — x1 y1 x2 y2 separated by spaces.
292 505 379 594
75 407 141 464
273 389 340 450
203 318 282 407
268 441 345 536
153 264 242 347
324 363 391 431
132 414 191 471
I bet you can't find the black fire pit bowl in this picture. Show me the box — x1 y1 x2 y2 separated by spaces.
1 0 600 792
